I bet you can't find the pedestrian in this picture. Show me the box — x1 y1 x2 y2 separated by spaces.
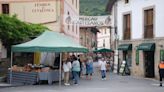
63 58 72 86
110 58 114 72
86 57 93 80
70 55 75 80
81 61 86 77
105 58 110 72
99 58 107 80
158 60 164 87
77 55 82 78
72 57 80 85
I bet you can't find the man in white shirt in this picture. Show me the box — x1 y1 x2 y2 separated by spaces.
99 58 107 80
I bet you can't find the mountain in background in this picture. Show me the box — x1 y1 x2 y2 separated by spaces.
80 0 109 16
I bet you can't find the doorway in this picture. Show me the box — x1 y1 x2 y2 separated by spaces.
123 51 132 75
123 51 127 61
144 51 155 78
123 51 132 67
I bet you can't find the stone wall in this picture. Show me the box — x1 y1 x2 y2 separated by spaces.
118 37 164 79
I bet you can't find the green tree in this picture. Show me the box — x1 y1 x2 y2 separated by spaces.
80 0 109 16
0 14 48 57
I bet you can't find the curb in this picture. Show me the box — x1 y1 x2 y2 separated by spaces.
131 76 159 82
0 83 24 88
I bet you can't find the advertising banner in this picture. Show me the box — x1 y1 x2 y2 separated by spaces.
64 15 111 27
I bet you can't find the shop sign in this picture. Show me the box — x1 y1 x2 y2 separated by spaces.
11 1 57 23
32 3 55 13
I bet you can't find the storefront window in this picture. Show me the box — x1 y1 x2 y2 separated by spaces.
127 51 132 67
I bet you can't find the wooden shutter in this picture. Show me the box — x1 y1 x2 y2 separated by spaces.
2 4 9 14
144 9 154 38
123 14 131 40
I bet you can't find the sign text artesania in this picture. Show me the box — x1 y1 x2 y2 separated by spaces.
32 2 55 13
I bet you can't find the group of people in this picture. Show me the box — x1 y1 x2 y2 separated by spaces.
62 54 112 86
62 54 164 87
62 55 94 86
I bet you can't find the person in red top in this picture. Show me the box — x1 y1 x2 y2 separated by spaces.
158 60 164 87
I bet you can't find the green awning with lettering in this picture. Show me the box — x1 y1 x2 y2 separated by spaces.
137 43 155 51
118 44 132 51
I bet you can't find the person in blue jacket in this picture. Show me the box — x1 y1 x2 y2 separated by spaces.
72 57 80 85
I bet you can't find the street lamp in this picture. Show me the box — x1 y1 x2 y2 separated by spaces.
108 26 119 74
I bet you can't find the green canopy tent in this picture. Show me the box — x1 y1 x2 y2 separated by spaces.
93 48 113 53
10 31 88 86
12 31 88 52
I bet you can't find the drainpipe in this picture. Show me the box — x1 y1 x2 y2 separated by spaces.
60 0 64 33
10 52 13 84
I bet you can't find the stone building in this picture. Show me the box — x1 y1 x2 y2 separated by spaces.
80 27 98 51
0 0 80 59
106 0 164 78
97 27 111 49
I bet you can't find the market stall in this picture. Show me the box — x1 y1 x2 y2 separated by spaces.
9 31 88 85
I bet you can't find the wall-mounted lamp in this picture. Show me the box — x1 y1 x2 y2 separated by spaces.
159 44 163 48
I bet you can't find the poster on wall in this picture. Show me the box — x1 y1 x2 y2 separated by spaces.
160 50 164 61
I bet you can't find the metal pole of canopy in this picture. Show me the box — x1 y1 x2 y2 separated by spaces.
59 53 62 87
10 52 13 84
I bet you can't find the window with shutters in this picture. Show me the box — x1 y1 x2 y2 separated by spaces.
72 0 74 5
123 14 131 40
125 0 129 4
2 4 9 14
144 9 154 38
72 23 74 32
76 25 78 34
103 39 105 47
67 12 70 30
105 28 107 34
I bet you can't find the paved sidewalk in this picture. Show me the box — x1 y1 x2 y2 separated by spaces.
0 83 12 87
0 82 23 88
